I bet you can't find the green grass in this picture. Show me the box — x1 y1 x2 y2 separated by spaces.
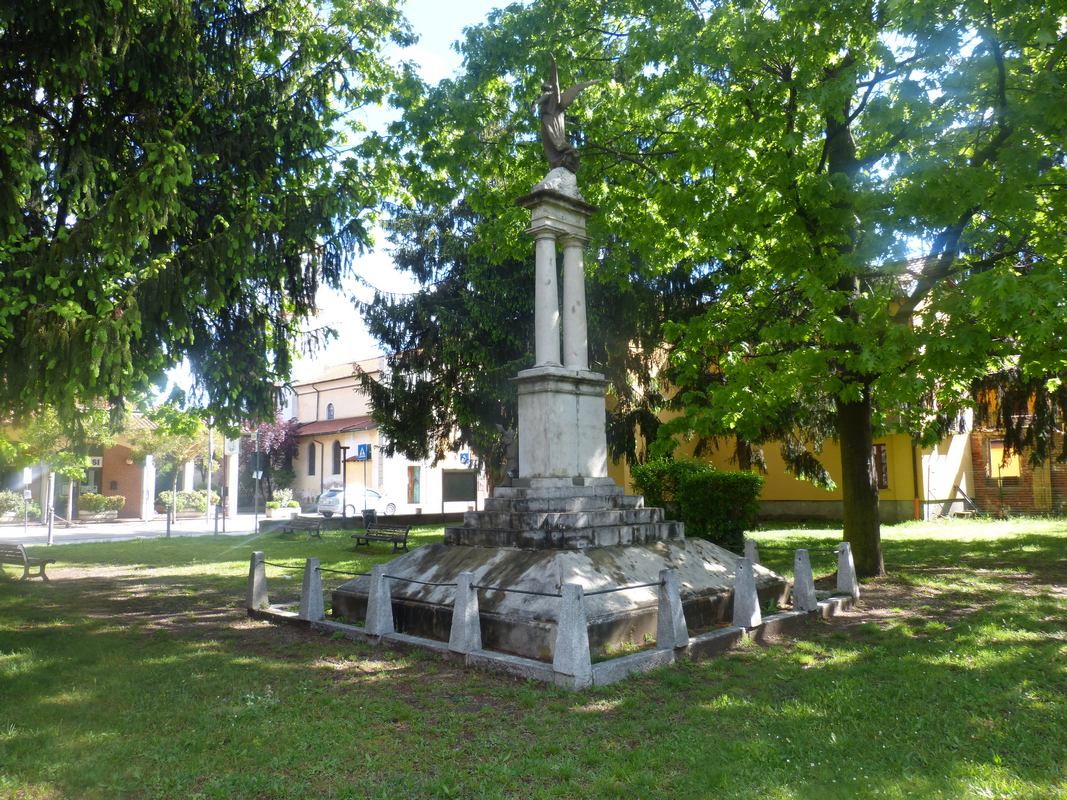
1 519 1066 798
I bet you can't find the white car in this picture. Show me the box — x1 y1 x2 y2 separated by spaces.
317 487 396 518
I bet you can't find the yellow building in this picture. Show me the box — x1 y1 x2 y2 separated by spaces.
607 420 979 523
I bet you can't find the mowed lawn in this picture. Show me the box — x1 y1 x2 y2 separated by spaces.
1 519 1066 799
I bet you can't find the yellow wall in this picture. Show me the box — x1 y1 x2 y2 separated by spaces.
609 431 922 505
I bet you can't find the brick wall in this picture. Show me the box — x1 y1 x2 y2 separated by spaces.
100 445 144 519
969 432 1067 515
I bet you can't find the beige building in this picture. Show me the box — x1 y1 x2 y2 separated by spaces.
286 359 484 515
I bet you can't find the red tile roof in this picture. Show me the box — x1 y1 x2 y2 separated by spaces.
294 415 377 437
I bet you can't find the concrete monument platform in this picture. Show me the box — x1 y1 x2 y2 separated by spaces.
331 535 786 660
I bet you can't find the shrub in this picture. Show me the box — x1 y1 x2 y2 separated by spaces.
629 458 764 551
0 489 41 519
272 487 294 506
155 490 219 512
287 500 300 508
79 493 126 513
265 501 281 509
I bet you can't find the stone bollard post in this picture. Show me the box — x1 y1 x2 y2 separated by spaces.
298 558 325 622
733 557 762 628
246 551 268 610
365 564 394 637
792 549 817 612
657 569 689 650
448 571 482 654
744 539 760 565
553 583 592 688
837 541 860 599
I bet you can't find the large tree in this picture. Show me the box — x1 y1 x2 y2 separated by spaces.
0 0 412 434
379 0 1066 576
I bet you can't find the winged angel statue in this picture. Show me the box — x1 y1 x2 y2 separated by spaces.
533 54 599 173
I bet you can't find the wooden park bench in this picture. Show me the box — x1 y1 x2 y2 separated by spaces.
351 523 412 553
281 516 322 540
0 543 56 581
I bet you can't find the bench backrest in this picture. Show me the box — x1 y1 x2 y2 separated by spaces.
0 543 28 563
366 524 411 536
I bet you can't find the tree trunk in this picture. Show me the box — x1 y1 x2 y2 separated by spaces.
172 474 179 524
836 389 885 577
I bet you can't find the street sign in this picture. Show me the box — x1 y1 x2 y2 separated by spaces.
356 444 371 461
460 452 470 466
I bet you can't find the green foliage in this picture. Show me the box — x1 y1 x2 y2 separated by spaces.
630 458 763 550
155 490 217 513
382 0 1067 575
0 489 40 519
78 493 125 513
0 0 413 429
265 501 281 510
272 488 294 506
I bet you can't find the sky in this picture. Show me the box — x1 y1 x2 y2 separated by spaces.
289 0 508 381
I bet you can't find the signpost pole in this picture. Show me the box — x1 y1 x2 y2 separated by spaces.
340 446 350 522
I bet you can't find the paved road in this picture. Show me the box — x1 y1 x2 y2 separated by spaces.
0 513 270 546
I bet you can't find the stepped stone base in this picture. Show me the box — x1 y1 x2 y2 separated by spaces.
444 477 682 550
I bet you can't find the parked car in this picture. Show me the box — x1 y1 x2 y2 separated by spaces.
316 487 396 518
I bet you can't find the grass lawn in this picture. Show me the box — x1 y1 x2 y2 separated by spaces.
1 518 1066 799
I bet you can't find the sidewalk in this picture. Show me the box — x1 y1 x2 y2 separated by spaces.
0 513 267 546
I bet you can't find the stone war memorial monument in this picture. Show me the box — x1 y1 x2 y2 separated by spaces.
332 55 785 667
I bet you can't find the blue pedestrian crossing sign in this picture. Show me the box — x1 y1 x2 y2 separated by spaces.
356 444 371 461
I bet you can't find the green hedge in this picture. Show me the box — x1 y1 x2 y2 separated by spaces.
156 490 220 512
79 493 126 513
629 458 764 550
0 489 41 519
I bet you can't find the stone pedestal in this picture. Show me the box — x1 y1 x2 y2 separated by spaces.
514 366 608 480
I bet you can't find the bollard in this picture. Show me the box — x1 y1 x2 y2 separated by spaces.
553 583 592 688
732 557 762 628
792 549 817 612
365 564 394 637
246 551 268 610
298 558 325 621
448 571 482 654
657 569 689 650
744 539 760 565
214 504 220 535
837 541 860 599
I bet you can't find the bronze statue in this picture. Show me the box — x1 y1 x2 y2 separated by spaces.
533 54 598 173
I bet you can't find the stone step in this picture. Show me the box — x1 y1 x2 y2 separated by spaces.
492 484 626 500
483 494 645 514
443 520 684 550
462 507 663 530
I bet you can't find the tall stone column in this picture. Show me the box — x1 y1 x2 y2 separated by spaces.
515 184 606 481
561 234 589 370
533 230 561 366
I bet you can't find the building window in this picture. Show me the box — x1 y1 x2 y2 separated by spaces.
332 441 342 475
326 403 335 420
872 444 889 490
987 440 1021 480
308 442 316 476
408 466 421 504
